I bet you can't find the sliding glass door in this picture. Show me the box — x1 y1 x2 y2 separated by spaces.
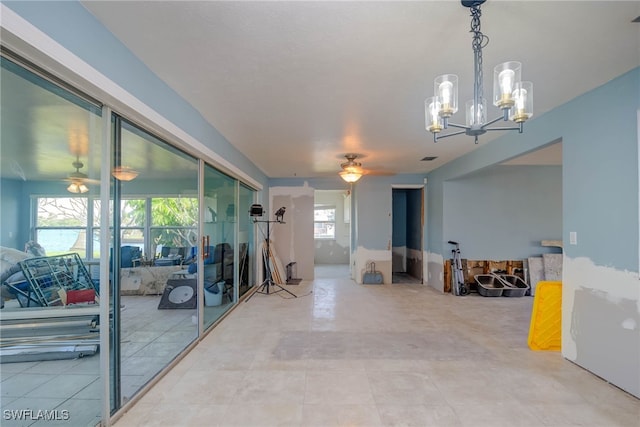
1 51 260 425
201 163 237 330
110 115 199 411
238 183 256 297
0 54 103 426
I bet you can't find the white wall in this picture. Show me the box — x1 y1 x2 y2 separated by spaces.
270 185 315 281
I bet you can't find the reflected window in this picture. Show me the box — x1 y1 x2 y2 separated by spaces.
35 197 89 258
150 197 198 256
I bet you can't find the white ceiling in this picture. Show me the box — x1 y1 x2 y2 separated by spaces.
14 2 640 180
78 1 638 178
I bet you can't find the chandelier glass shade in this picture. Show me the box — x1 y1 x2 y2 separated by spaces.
425 0 533 143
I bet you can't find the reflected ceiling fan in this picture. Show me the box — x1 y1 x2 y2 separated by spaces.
339 153 395 183
64 155 99 193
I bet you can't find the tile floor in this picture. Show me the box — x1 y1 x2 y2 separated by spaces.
114 265 639 427
1 294 234 426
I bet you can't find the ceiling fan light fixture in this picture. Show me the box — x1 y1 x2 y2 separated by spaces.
67 181 89 194
339 154 364 183
66 155 89 193
339 169 362 183
112 166 139 181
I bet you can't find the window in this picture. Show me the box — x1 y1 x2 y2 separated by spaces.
314 205 336 239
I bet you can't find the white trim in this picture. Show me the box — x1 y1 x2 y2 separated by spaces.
0 4 262 190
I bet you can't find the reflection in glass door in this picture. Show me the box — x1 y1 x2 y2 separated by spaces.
238 183 256 297
0 54 104 426
110 115 199 411
202 163 237 330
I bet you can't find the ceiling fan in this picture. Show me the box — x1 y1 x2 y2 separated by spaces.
64 155 98 193
339 153 395 183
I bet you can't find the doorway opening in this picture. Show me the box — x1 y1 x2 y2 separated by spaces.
392 187 424 284
313 190 351 271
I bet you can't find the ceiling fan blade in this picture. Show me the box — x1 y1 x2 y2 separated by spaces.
364 169 396 177
62 177 101 185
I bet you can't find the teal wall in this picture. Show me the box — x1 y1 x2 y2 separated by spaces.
443 165 562 260
354 175 425 250
392 191 406 247
0 178 25 248
561 69 638 270
392 189 422 251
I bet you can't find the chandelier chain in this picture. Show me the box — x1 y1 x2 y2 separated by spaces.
426 1 531 143
470 4 489 108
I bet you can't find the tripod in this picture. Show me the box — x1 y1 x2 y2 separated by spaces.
248 219 297 299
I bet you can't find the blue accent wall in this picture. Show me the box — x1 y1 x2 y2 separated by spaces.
561 70 638 271
392 191 407 247
0 178 25 248
443 165 562 260
392 189 422 250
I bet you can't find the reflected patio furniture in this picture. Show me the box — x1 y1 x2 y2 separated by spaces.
187 243 234 300
155 246 187 266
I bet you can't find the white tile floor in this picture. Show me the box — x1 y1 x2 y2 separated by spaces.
0 293 234 426
114 265 639 427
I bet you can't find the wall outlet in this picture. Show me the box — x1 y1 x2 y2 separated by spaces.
569 231 578 245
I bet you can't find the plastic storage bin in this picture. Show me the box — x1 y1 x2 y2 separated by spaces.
204 281 223 306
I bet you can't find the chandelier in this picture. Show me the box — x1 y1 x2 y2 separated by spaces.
425 0 533 144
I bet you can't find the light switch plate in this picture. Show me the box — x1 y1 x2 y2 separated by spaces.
569 231 577 245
